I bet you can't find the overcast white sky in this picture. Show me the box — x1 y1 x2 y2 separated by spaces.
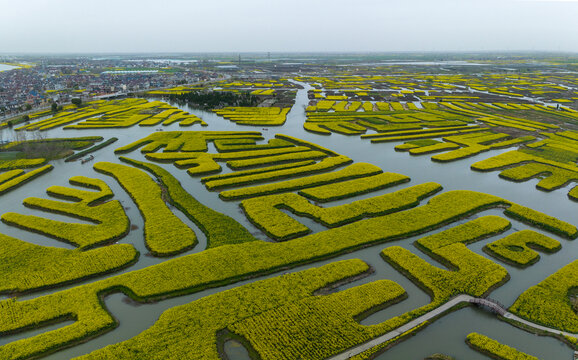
0 0 577 53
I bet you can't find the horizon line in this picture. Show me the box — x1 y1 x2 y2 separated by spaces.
1 50 578 56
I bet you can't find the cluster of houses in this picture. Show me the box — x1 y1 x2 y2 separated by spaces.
0 58 219 120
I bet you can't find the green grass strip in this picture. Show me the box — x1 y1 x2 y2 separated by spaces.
120 157 256 248
360 125 475 139
488 136 536 149
0 158 47 171
242 182 442 241
0 136 103 151
227 150 327 169
214 138 293 152
146 146 313 162
369 128 483 143
219 163 383 200
0 165 53 195
65 138 118 162
0 169 25 185
1 177 128 248
484 230 560 267
498 163 578 192
510 260 578 333
505 203 578 239
408 142 461 155
114 131 263 154
94 162 198 256
299 172 410 202
0 190 513 359
416 216 511 252
275 134 340 156
73 260 379 360
431 144 488 162
205 156 352 190
201 160 316 183
304 122 332 135
466 333 539 360
0 232 138 295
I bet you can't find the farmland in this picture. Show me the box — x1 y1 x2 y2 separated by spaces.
1 54 578 360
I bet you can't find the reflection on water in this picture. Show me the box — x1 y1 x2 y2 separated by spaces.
222 338 252 360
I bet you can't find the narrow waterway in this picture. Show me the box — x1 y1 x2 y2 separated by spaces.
0 63 20 72
0 80 576 359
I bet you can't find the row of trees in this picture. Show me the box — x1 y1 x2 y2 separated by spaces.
167 91 259 110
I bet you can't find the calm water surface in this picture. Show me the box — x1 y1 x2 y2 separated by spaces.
0 64 19 72
0 82 576 359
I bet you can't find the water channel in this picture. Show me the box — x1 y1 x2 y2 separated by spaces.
0 80 576 359
0 64 20 72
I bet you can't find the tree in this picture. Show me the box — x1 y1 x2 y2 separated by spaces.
25 104 32 111
71 98 82 107
51 102 58 113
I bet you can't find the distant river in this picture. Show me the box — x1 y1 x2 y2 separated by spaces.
0 63 19 72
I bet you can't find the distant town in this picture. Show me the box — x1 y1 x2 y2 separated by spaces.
0 57 227 120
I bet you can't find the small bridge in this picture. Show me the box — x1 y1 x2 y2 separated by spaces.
470 297 508 316
328 294 578 360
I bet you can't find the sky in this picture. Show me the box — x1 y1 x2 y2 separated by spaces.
0 0 577 54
